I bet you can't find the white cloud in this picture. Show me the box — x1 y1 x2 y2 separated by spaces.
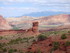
0 7 39 12
0 6 70 13
0 7 42 16
0 0 70 8
0 6 70 17
0 0 70 3
0 0 70 17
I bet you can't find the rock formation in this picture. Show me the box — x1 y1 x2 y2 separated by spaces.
5 14 70 30
32 22 39 32
0 15 12 30
27 22 39 33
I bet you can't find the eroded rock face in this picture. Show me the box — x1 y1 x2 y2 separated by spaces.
32 22 39 32
27 22 39 33
27 28 32 32
0 15 12 30
0 15 6 25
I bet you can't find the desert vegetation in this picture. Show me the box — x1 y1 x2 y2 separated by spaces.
61 34 67 39
26 29 70 53
37 34 47 41
0 29 70 53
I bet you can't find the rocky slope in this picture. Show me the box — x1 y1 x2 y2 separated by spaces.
0 15 12 30
38 14 70 25
27 33 70 53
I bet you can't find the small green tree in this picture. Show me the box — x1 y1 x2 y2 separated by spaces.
37 49 42 53
65 41 70 46
0 36 3 40
53 42 60 50
38 34 47 41
68 31 70 33
8 49 14 53
0 43 3 48
14 49 17 52
3 48 7 52
61 34 67 39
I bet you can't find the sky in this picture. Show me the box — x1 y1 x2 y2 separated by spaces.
0 0 70 17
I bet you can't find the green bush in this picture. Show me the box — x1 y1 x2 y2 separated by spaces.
8 49 14 53
38 34 47 41
12 26 20 30
20 52 23 53
32 39 36 42
0 43 4 48
8 37 23 44
26 51 33 53
14 49 17 52
8 49 17 53
61 34 67 39
53 42 60 50
37 49 42 53
65 41 70 46
68 31 70 33
3 48 7 52
0 36 3 40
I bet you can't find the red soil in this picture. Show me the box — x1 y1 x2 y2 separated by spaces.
27 34 70 53
0 30 26 36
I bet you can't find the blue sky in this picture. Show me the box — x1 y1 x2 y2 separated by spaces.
0 0 70 17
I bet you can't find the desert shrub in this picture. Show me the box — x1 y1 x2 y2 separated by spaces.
16 37 22 41
8 49 14 53
12 26 20 30
8 49 17 53
50 49 53 53
29 36 34 39
23 38 28 40
3 48 7 52
37 34 47 41
8 40 18 44
61 34 67 39
14 49 17 52
53 42 60 50
68 31 70 33
26 51 33 53
0 43 4 48
37 49 42 53
20 51 23 53
32 39 36 42
54 32 57 34
0 36 3 40
65 41 70 46
8 37 24 44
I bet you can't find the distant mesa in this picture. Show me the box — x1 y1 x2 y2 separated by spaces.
0 14 70 30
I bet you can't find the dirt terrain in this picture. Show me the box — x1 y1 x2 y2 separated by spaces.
0 15 70 53
27 32 70 53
